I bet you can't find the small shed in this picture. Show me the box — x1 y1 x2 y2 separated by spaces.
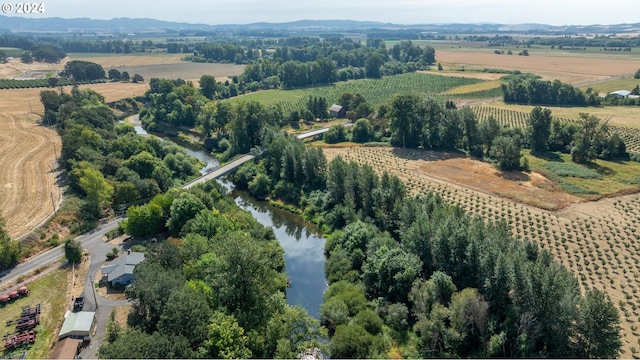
58 311 96 340
101 251 145 287
329 104 346 118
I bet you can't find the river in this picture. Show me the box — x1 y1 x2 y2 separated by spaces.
132 121 328 317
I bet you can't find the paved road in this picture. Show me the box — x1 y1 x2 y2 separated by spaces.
0 220 122 293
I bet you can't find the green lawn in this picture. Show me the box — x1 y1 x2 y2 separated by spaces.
0 47 24 57
0 269 68 359
525 150 640 198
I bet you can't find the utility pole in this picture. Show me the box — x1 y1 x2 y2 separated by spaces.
28 100 33 114
89 275 98 310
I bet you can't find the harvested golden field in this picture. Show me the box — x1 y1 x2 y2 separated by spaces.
0 58 63 79
436 49 639 84
0 114 62 239
67 52 186 67
322 145 640 358
0 82 149 114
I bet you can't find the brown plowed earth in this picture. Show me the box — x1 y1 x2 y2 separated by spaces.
0 113 62 238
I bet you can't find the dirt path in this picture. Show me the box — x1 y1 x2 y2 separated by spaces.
0 114 62 238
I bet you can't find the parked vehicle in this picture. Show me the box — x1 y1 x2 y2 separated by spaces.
73 297 84 312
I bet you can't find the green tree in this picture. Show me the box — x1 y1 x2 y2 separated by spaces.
61 60 105 81
634 68 640 79
158 286 212 349
527 106 553 152
108 69 121 81
0 212 19 270
123 203 165 237
571 113 607 164
573 289 622 359
203 312 252 359
132 73 144 83
166 192 206 236
364 52 383 79
200 75 218 99
324 124 347 144
64 238 82 264
351 118 372 143
479 115 501 156
490 135 522 170
79 167 114 212
265 306 328 358
20 51 32 64
330 323 373 358
248 172 271 199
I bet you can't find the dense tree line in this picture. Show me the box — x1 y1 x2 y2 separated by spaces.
501 77 600 106
99 181 327 358
225 125 622 358
39 87 201 230
60 60 106 81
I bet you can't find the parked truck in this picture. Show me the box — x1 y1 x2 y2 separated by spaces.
73 296 85 312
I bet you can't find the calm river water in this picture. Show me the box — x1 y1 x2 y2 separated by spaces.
135 124 328 317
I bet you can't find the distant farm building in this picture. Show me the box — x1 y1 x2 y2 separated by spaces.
609 90 631 97
329 104 346 118
101 251 145 287
58 311 96 341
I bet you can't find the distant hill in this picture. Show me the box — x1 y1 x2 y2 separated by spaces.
0 15 638 34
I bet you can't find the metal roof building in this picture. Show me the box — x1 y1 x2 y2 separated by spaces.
58 311 96 340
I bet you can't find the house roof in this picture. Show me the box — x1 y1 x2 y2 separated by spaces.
102 252 145 283
58 311 95 340
50 337 82 359
610 90 631 97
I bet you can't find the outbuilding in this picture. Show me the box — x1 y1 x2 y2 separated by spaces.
58 311 96 341
329 104 346 118
609 90 631 98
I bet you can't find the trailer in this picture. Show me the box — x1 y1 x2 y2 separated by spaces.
14 320 37 332
20 304 41 318
17 287 29 297
6 314 39 327
4 330 35 350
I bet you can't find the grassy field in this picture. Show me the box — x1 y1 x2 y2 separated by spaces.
0 269 68 359
228 72 494 113
525 151 640 199
0 47 24 57
577 77 640 94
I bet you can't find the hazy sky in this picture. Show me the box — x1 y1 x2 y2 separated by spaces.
7 0 640 25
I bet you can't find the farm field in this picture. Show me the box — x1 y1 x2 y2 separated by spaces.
472 105 640 152
0 114 62 239
577 77 640 94
435 48 640 84
67 53 245 82
321 145 640 357
228 72 496 114
0 269 67 359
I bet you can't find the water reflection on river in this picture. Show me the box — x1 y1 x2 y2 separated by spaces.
231 189 328 319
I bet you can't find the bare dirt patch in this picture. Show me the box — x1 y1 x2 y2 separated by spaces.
324 146 580 210
0 113 62 238
0 58 63 80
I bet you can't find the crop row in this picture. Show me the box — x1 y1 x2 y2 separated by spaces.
0 78 108 90
472 106 640 154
